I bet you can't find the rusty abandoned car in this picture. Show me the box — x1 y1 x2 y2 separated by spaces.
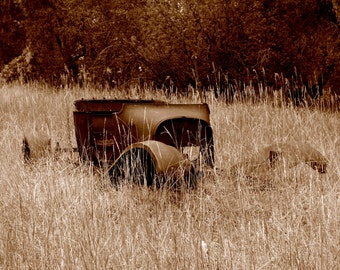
73 99 215 187
23 98 328 189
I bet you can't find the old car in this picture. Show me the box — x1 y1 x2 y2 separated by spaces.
23 98 328 189
73 99 215 187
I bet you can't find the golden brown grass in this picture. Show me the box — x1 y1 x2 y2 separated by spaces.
0 83 339 269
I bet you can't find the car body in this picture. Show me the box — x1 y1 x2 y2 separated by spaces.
73 99 214 186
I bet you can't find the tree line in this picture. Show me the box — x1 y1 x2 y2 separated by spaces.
1 0 339 101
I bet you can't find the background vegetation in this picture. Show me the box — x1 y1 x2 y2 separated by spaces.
1 0 340 102
0 83 339 268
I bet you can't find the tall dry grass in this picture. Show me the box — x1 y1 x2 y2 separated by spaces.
0 83 339 269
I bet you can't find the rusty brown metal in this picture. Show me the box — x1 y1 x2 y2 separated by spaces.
73 99 214 186
109 140 196 188
231 143 328 178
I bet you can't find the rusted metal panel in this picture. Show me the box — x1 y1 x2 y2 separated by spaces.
118 103 211 141
74 99 214 164
73 99 214 186
74 99 166 112
109 140 196 188
127 141 190 173
231 143 328 178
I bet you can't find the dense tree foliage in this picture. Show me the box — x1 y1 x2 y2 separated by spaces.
0 0 26 76
1 0 339 99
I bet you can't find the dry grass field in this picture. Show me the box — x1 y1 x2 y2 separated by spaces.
0 83 339 269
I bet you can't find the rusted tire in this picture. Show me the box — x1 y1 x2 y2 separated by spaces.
109 148 157 187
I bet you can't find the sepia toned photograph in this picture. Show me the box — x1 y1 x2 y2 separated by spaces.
0 0 339 269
